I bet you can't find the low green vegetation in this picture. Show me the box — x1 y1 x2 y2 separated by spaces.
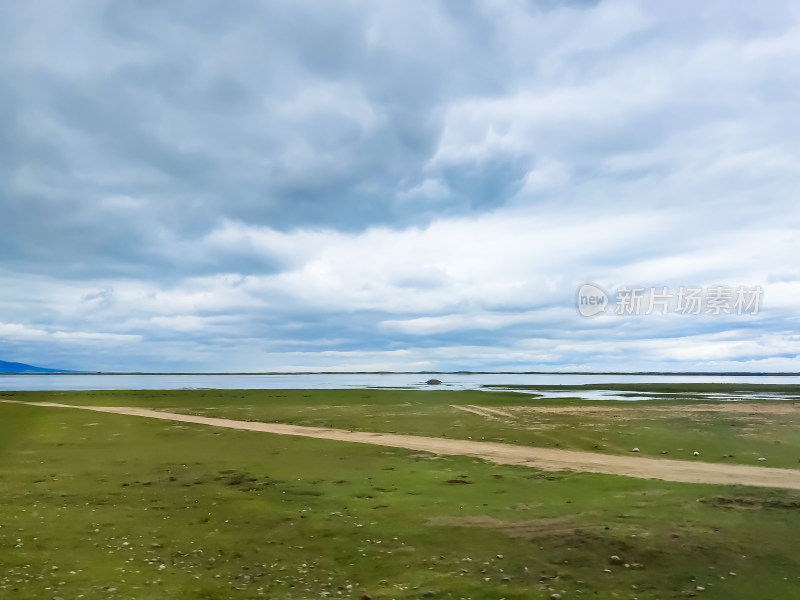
1 388 800 599
8 386 796 468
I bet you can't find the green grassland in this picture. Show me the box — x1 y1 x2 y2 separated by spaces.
8 385 798 469
1 388 800 599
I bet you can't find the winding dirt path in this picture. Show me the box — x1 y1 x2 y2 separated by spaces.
5 399 800 490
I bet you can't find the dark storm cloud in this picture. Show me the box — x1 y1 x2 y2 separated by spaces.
1 0 549 279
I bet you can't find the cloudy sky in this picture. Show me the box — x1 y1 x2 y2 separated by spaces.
2 0 799 372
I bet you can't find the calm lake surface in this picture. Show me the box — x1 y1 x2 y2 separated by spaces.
1 372 799 392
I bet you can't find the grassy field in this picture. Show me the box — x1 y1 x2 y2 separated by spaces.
1 387 800 599
8 385 798 468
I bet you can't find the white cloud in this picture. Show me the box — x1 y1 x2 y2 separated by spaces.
2 0 800 371
0 321 141 344
380 310 556 336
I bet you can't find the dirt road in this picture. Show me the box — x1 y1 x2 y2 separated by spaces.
6 399 800 490
451 404 513 419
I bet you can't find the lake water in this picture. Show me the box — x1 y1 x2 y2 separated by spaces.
1 372 799 393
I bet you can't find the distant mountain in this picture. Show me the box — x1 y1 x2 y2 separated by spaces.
0 360 77 374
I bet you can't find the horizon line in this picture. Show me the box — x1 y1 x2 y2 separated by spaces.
4 370 800 376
